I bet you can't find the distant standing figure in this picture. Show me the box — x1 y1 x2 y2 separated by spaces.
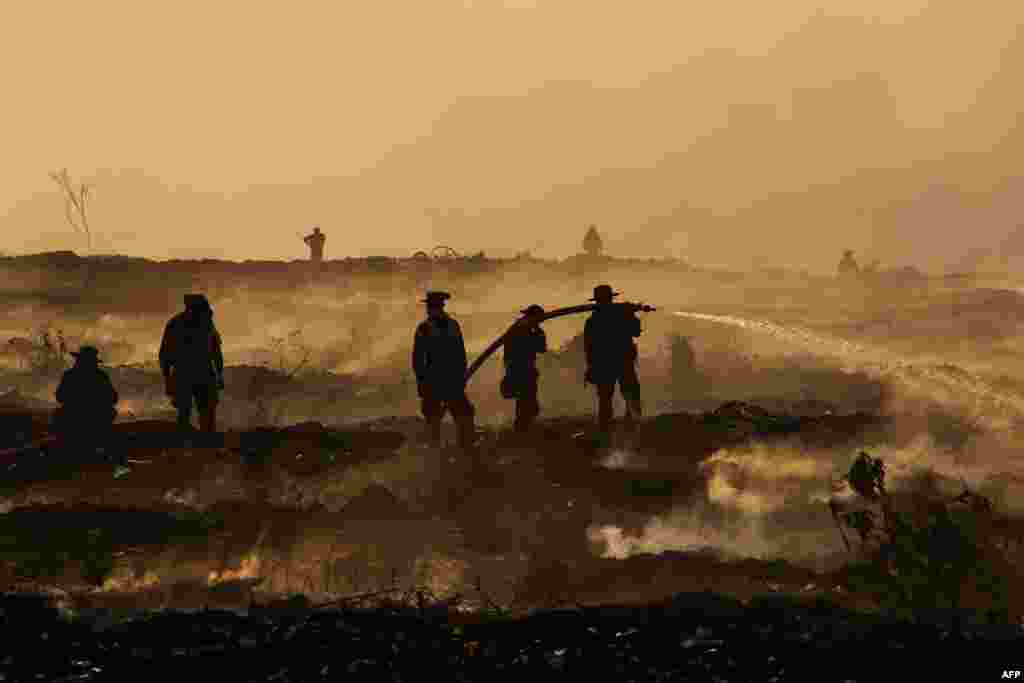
304 226 326 265
838 249 859 278
583 224 603 257
159 294 225 434
583 284 643 433
412 291 477 450
670 334 706 400
53 345 118 455
502 304 547 432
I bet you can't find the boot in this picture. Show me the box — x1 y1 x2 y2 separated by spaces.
200 405 217 434
628 397 643 419
426 421 442 446
456 418 477 452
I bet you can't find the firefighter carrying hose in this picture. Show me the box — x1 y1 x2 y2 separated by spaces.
501 304 547 433
583 284 644 433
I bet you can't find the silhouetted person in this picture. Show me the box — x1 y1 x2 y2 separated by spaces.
584 284 643 433
583 224 603 257
502 304 547 433
53 346 118 456
159 294 225 435
670 334 708 401
838 249 859 278
412 291 476 450
304 227 326 265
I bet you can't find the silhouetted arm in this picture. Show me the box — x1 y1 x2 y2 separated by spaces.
211 326 225 378
630 313 642 338
535 328 547 354
158 319 176 378
103 373 118 405
412 325 427 382
583 317 595 369
453 321 468 377
55 372 69 405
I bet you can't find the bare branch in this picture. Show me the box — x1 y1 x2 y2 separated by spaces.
63 201 79 232
49 169 92 251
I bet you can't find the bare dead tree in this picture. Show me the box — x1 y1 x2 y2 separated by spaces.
49 169 93 253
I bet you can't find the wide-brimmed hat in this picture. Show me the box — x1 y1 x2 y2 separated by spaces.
183 294 211 310
422 291 451 305
520 304 545 317
589 284 620 301
70 345 101 363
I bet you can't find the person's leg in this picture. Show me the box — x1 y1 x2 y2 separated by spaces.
515 379 540 432
421 394 443 444
597 383 616 432
175 381 194 431
620 363 642 432
195 385 218 433
621 362 642 418
448 393 477 451
513 396 525 432
97 409 124 464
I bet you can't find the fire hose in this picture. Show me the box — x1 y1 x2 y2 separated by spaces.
465 302 656 384
0 308 652 462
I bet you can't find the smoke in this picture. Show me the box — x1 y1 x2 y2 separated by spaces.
675 311 1024 430
600 449 639 470
588 430 1024 570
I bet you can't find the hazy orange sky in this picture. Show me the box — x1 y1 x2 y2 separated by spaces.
2 1 1021 272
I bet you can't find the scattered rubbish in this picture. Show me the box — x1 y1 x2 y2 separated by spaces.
113 466 131 479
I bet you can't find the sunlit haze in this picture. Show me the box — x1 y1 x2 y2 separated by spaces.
2 1 1022 272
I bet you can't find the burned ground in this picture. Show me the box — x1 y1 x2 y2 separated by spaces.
2 255 1024 676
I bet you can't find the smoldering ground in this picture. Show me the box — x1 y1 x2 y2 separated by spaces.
4 258 1024 614
589 307 1024 576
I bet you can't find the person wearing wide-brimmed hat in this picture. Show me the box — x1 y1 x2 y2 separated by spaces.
583 284 643 432
159 294 225 434
412 291 476 449
501 304 547 432
53 345 119 456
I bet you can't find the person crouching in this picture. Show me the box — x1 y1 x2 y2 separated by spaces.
52 345 119 459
